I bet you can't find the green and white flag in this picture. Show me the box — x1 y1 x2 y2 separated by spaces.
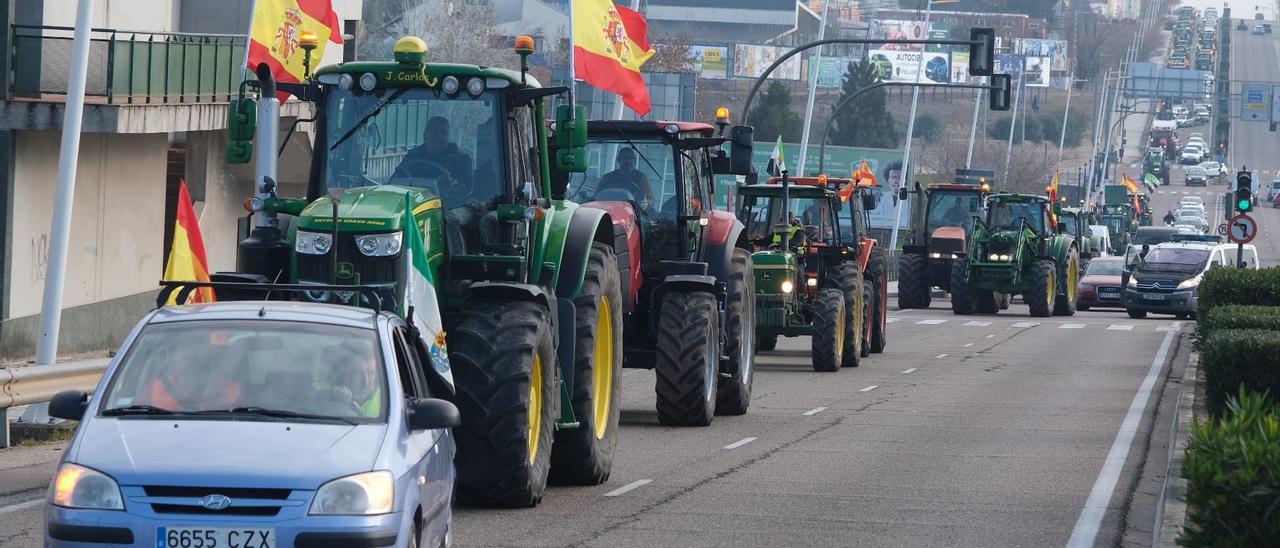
1144 172 1161 190
767 135 786 176
401 193 452 387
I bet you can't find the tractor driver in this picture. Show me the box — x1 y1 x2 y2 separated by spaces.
937 198 972 228
393 116 474 202
597 148 656 206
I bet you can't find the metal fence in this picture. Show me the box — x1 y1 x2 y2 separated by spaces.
10 25 247 104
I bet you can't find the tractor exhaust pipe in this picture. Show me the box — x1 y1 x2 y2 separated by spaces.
234 64 290 281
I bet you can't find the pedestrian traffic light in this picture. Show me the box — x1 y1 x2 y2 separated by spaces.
1236 171 1254 212
969 28 995 76
990 74 1011 111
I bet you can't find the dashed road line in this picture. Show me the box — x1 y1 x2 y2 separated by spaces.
1107 324 1135 331
901 368 917 374
1011 321 1039 328
935 353 949 359
963 343 974 347
1060 323 1086 329
723 437 757 450
986 334 995 338
916 319 947 325
886 318 900 323
802 407 827 416
860 385 879 392
604 479 653 497
963 320 993 326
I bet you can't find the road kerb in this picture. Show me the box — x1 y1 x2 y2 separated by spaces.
1156 351 1198 547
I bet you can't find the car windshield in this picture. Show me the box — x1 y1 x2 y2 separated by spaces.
926 191 983 235
100 320 386 422
1187 168 1205 176
1086 259 1124 276
569 138 676 216
1143 247 1210 270
988 201 1044 232
322 86 508 210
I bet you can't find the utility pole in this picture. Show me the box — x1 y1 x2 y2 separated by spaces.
35 0 94 365
965 85 983 168
1056 71 1076 168
888 0 934 251
796 0 831 177
1003 73 1024 184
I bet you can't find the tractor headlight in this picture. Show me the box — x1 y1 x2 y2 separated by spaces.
988 253 1012 262
355 232 403 257
1128 275 1139 287
781 280 795 294
806 277 818 287
466 77 486 97
441 75 460 95
296 230 333 255
929 252 942 258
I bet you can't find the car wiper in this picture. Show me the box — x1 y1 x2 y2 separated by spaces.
329 87 411 152
102 405 178 416
224 406 358 425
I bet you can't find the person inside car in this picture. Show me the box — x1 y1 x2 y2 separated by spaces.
324 344 383 418
137 342 242 411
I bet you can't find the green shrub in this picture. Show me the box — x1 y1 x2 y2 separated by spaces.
1201 329 1280 417
1199 267 1280 315
1180 389 1280 547
1198 305 1280 341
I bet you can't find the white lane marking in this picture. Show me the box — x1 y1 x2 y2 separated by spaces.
1060 323 1087 329
1011 321 1039 328
723 437 757 450
0 498 43 515
604 479 653 497
1157 326 1181 332
901 368 917 374
963 343 974 347
935 353 949 359
964 320 993 326
886 318 900 323
1107 324 1135 331
1066 329 1179 548
860 385 879 392
916 319 947 325
802 406 827 416
986 334 995 338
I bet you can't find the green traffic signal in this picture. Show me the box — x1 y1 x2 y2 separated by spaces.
1238 198 1253 211
1236 187 1253 213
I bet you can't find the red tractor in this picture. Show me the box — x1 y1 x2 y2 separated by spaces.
558 118 757 426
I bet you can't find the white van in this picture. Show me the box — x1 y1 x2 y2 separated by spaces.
1210 243 1260 269
1089 225 1112 256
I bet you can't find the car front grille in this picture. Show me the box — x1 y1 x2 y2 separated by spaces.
151 504 281 516
143 486 292 499
141 485 293 517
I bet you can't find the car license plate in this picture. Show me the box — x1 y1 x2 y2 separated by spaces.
157 527 275 548
1142 293 1166 301
1099 292 1121 301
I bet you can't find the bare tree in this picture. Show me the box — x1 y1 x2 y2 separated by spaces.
360 0 510 67
645 34 696 74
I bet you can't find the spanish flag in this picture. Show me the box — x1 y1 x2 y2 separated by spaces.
163 181 215 305
1121 174 1141 194
839 160 877 201
246 0 343 99
573 0 656 116
1047 171 1060 225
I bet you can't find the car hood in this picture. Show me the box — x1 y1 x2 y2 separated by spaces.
70 418 387 489
1081 274 1122 286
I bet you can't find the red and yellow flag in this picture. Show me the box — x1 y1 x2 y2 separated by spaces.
573 0 656 115
163 181 215 305
1047 171 1060 225
1121 174 1141 194
838 161 877 201
247 0 343 99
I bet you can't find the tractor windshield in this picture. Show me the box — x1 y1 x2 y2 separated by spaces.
988 201 1045 234
1059 214 1079 237
743 196 839 248
569 138 676 217
926 191 982 235
321 87 509 211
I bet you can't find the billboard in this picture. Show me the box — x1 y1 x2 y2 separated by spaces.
868 19 929 51
691 45 728 80
1024 56 1051 87
1124 63 1209 100
869 50 950 83
950 51 970 83
1016 39 1069 71
996 53 1025 84
809 56 853 88
733 44 802 80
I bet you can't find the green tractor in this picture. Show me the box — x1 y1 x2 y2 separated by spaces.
225 36 625 507
1144 147 1169 186
950 193 1080 317
736 176 888 371
896 180 991 309
1059 206 1100 270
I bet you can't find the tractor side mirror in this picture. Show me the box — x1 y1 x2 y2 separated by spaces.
861 192 878 211
225 97 257 164
555 104 588 173
729 125 754 175
898 188 909 201
1057 222 1067 232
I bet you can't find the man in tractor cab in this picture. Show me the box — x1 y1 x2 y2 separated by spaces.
992 202 1044 233
597 147 656 206
934 196 975 232
394 116 474 193
393 115 502 250
772 212 806 250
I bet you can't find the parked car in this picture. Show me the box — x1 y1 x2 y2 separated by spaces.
43 300 461 548
1078 257 1126 310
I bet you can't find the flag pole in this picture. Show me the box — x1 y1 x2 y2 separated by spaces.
568 0 576 105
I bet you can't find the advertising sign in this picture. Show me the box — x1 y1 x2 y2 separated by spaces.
869 50 949 83
1272 84 1280 123
950 51 970 83
868 19 928 51
996 53 1025 83
1024 56 1051 87
809 56 852 88
1016 39 1069 71
733 44 802 80
691 45 728 80
1242 82 1270 121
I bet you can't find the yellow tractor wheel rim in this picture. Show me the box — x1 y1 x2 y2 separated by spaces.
592 296 614 440
1047 268 1056 307
1068 257 1078 303
835 301 846 360
528 354 543 464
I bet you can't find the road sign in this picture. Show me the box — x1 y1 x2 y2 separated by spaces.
1242 83 1271 121
1217 222 1229 235
1228 214 1258 244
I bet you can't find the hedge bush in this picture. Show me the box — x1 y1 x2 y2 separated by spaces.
1180 389 1280 547
1199 267 1280 315
1201 328 1280 417
1198 305 1280 341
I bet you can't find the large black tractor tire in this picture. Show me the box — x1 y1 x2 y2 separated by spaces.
1027 259 1056 318
950 260 975 315
1053 248 1080 317
974 290 999 314
833 263 865 367
756 335 777 351
655 291 721 426
716 248 755 416
896 253 932 309
867 247 888 354
811 289 847 372
451 301 559 507
550 243 623 486
860 280 873 358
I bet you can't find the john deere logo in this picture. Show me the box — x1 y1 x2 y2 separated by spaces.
336 262 355 280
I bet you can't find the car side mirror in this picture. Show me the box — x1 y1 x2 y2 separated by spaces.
407 397 461 430
49 390 90 421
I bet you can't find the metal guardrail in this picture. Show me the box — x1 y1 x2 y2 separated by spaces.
1 362 107 410
9 25 246 104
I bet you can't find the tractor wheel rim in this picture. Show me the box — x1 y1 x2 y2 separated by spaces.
1047 269 1055 307
592 296 614 440
705 319 717 403
1068 257 1078 303
836 301 846 360
740 291 754 383
528 354 543 464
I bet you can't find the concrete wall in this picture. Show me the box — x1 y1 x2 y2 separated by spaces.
8 130 168 319
42 0 178 31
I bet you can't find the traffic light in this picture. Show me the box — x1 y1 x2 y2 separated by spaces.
1236 171 1254 212
969 28 995 76
990 74 1012 111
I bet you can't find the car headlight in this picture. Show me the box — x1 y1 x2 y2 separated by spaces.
296 230 333 255
310 470 394 515
355 232 403 257
50 463 123 510
1178 275 1202 289
1128 275 1138 287
780 280 795 294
